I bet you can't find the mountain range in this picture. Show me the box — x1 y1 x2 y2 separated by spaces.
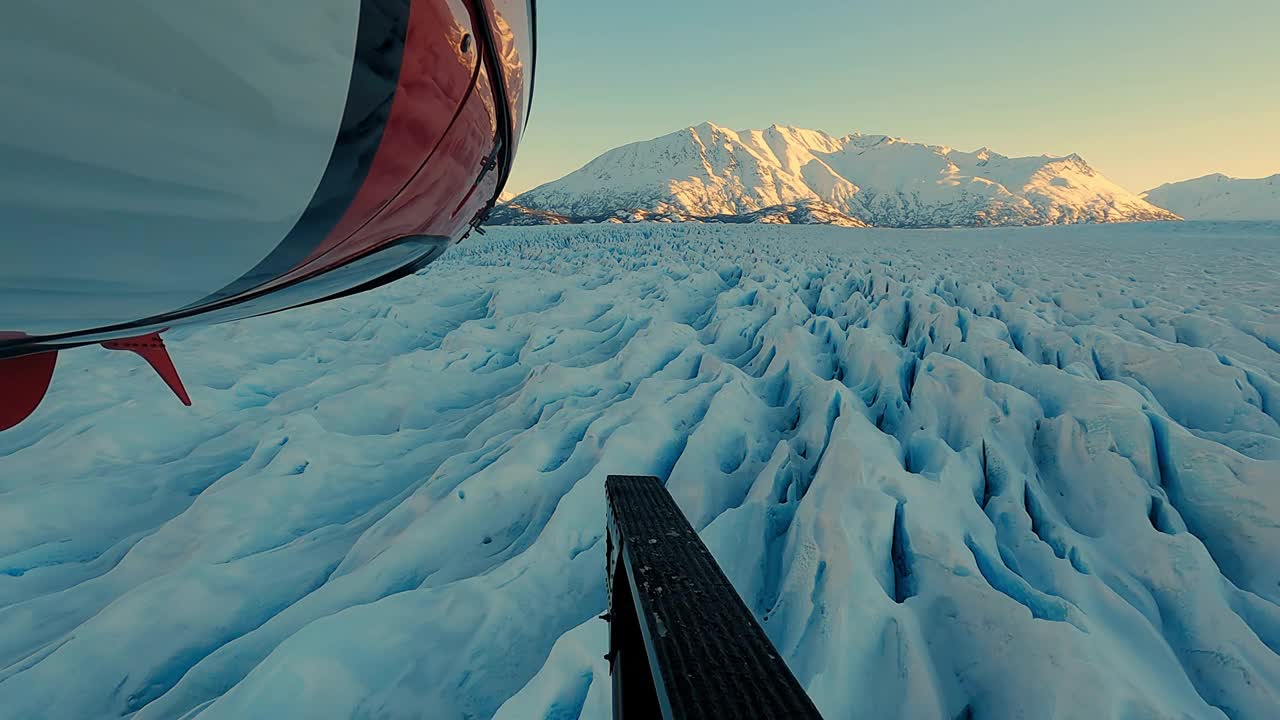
493 123 1183 228
1143 173 1280 221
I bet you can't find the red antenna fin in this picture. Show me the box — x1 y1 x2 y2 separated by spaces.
0 351 58 431
102 332 192 406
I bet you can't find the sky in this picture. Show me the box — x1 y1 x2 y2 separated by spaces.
506 0 1280 195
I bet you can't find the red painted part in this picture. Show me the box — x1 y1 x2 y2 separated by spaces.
101 333 192 406
362 64 499 240
0 351 58 431
246 0 489 294
304 0 479 260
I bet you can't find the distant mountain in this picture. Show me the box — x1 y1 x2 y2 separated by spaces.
493 123 1180 228
1143 173 1280 221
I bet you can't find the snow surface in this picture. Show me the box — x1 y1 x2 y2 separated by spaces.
1144 174 1280 222
2 222 1279 719
507 123 1180 227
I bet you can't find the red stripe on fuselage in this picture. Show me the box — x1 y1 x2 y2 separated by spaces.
247 0 496 292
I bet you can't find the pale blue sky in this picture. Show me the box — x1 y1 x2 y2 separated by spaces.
508 0 1280 194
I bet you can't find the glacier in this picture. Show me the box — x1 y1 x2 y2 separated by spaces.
0 221 1278 719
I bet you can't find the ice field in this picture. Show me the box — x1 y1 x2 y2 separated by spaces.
1 222 1278 719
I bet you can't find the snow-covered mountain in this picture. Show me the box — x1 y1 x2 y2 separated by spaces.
498 123 1180 227
1143 173 1280 221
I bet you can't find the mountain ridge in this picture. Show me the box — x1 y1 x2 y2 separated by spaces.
495 123 1181 228
1143 173 1280 221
